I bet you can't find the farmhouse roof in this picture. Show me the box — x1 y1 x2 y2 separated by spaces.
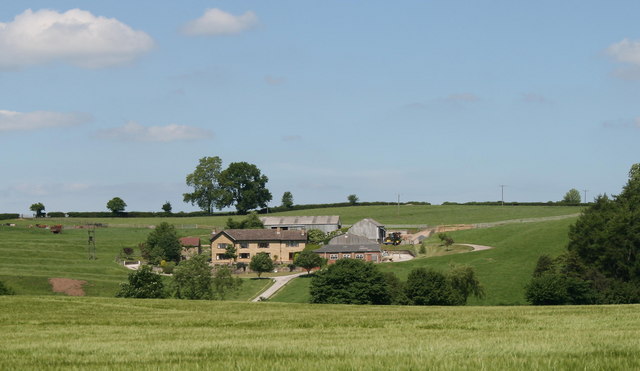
328 233 376 245
179 237 201 247
211 229 307 242
356 218 384 227
259 215 341 226
314 243 382 254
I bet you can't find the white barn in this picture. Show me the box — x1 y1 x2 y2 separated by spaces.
259 215 341 233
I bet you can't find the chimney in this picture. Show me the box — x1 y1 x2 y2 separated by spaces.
276 227 281 234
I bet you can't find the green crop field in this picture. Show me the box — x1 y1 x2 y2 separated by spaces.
32 204 581 228
273 218 578 305
1 296 638 370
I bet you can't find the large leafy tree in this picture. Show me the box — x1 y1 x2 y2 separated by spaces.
281 191 294 209
143 222 182 264
294 250 324 275
106 197 127 214
225 212 264 229
173 254 214 300
116 265 166 299
527 163 640 304
310 259 391 305
218 162 272 214
249 252 274 278
562 188 581 204
405 267 459 305
29 202 45 217
183 156 225 213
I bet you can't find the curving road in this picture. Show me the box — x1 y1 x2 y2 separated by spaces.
251 272 309 302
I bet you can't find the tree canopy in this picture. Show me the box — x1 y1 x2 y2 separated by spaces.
249 252 274 278
116 265 166 299
562 188 581 204
281 191 294 209
310 259 391 305
106 197 127 214
219 161 272 214
173 254 214 300
294 250 324 275
29 202 45 217
142 222 182 264
347 194 359 205
225 212 264 229
526 163 640 304
183 157 272 214
183 156 225 213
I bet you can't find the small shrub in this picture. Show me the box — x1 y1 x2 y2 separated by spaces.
0 280 15 295
419 244 427 254
162 261 176 274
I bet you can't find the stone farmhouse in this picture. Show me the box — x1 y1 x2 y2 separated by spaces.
259 215 341 233
210 229 307 264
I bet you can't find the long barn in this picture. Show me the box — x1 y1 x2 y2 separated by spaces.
259 215 341 233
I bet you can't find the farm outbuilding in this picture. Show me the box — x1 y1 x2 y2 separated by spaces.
259 215 341 233
314 234 382 264
349 218 386 243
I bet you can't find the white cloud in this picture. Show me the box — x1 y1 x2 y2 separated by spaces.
0 8 154 69
182 8 258 36
98 121 213 142
0 110 92 132
607 39 640 66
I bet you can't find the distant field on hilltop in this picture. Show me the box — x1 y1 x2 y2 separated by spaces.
24 204 581 228
1 296 638 370
272 217 577 305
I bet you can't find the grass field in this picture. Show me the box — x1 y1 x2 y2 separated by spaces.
272 218 577 305
28 204 581 228
0 205 580 300
1 296 638 370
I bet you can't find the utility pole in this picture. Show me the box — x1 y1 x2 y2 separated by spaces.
582 189 588 204
499 185 506 206
397 193 400 216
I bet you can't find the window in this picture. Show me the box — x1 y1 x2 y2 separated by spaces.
355 254 365 259
216 254 226 260
286 241 299 247
329 254 339 260
217 243 228 249
239 253 250 259
342 254 351 259
258 242 269 248
240 243 248 249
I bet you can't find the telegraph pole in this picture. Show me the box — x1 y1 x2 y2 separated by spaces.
582 189 588 204
397 193 400 216
499 185 506 206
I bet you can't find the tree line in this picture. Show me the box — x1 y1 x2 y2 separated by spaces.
525 164 640 304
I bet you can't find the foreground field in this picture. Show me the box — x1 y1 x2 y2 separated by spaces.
1 296 638 370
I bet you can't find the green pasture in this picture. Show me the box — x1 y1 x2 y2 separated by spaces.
273 218 577 305
23 204 581 228
0 225 263 300
1 296 638 370
271 204 581 225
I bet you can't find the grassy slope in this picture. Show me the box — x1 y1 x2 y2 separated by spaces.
36 204 581 227
1 296 639 370
0 225 262 300
273 218 576 305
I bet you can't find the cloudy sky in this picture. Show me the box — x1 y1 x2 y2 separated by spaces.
1 1 639 215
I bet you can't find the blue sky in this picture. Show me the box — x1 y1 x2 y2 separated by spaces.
1 1 639 215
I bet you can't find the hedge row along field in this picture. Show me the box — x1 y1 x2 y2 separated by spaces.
0 296 638 370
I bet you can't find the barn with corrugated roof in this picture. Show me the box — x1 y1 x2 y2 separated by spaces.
259 215 341 233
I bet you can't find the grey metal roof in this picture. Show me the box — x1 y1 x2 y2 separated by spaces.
314 244 382 254
211 229 307 242
259 215 341 226
328 233 377 245
353 218 384 227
